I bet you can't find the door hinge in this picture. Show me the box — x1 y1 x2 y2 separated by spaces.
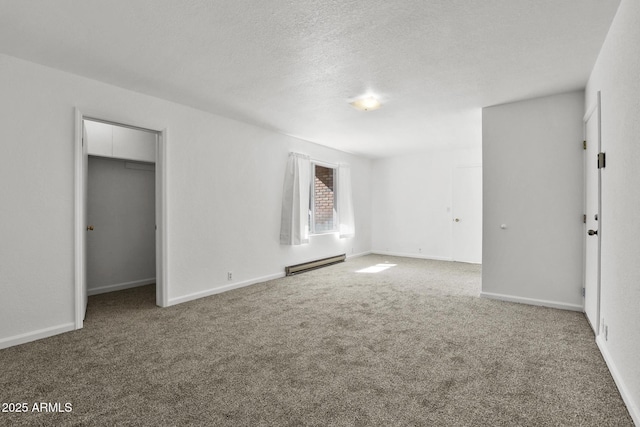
597 152 606 169
583 214 586 224
583 140 586 150
582 287 585 297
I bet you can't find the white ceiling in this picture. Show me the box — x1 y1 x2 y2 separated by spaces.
0 0 620 158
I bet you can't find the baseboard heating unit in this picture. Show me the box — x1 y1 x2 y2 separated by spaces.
285 254 346 276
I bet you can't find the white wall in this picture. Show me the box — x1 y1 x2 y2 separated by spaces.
87 157 156 294
371 148 481 260
482 91 585 310
586 0 640 422
0 54 372 347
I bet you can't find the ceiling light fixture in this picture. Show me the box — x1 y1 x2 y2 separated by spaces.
350 96 382 111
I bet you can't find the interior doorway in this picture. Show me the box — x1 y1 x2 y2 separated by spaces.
86 138 156 297
452 165 482 264
74 109 167 329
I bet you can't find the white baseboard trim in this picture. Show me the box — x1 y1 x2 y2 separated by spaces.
167 272 286 306
596 336 640 425
87 277 156 296
479 292 583 312
346 251 372 259
0 322 76 350
371 251 453 262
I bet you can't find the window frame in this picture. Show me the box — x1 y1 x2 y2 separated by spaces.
309 161 338 235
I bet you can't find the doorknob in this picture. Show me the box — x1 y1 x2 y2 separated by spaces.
588 229 598 236
454 218 461 222
87 225 94 231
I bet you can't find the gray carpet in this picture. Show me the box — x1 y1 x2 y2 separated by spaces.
0 255 633 426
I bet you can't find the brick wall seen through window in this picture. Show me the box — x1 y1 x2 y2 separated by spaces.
313 165 336 233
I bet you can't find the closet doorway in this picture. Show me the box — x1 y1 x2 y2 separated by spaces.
74 110 167 329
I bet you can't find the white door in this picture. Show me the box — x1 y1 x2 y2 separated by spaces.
584 94 601 334
452 165 482 263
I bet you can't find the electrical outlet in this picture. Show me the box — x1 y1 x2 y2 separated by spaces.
227 272 233 281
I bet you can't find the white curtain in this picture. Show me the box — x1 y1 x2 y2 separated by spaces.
337 164 355 238
280 152 311 245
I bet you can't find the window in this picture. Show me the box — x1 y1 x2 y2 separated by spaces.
279 154 353 245
310 163 337 234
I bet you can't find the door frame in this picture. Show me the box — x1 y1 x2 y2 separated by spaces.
582 92 602 334
74 108 168 329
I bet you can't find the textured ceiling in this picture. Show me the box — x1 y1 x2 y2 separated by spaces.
0 0 620 158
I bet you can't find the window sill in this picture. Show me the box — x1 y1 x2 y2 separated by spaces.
310 231 339 237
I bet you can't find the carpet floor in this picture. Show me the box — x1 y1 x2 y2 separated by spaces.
0 255 633 426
